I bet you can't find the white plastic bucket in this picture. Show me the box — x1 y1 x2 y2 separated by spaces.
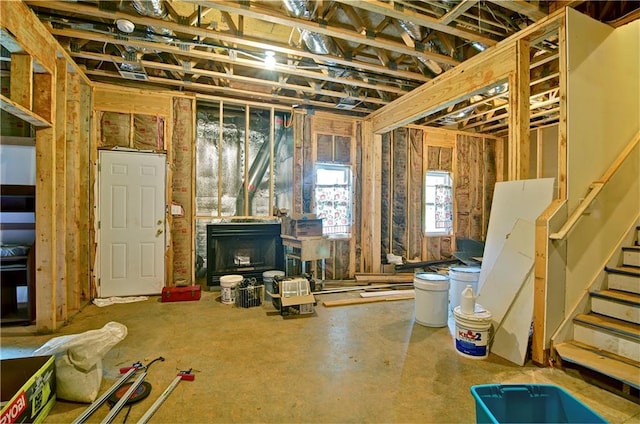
263 270 284 301
220 275 243 304
453 304 492 359
413 272 450 327
448 266 481 311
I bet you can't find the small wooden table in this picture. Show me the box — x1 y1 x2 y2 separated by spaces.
281 235 331 281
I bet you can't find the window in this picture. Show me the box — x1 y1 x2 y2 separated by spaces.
315 163 352 236
424 171 453 235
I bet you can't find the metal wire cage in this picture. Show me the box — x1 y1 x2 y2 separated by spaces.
234 282 264 308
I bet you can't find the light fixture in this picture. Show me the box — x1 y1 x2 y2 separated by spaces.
264 51 276 69
116 19 135 34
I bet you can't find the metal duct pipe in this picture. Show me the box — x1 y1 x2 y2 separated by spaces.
299 29 336 55
398 20 423 41
130 0 175 42
282 0 317 20
132 0 167 18
235 114 288 216
282 0 336 55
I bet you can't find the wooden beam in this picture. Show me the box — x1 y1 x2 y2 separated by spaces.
440 0 479 25
10 54 33 110
322 293 414 307
88 69 374 114
487 0 547 21
507 40 530 179
51 26 427 87
0 1 57 73
557 19 567 200
191 1 460 67
333 0 497 46
55 57 67 324
78 82 91 302
341 3 368 34
34 71 57 333
0 94 52 127
35 1 430 84
369 45 516 133
66 71 81 312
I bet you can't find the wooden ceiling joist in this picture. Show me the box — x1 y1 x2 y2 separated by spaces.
190 0 460 67
332 0 498 46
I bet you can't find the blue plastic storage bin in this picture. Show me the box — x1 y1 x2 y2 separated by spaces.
470 384 607 424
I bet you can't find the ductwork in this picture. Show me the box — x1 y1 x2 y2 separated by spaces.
282 0 337 55
130 0 175 43
282 0 317 20
395 21 443 75
235 114 288 215
132 0 167 19
299 29 336 55
398 20 423 41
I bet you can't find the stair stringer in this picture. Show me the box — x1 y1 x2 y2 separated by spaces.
551 214 640 349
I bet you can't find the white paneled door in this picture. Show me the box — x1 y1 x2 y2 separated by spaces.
98 151 166 297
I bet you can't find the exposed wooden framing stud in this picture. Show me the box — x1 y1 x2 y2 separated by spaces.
557 19 568 200
10 54 33 110
78 82 91 303
55 57 67 323
508 39 531 180
34 71 56 332
66 71 81 312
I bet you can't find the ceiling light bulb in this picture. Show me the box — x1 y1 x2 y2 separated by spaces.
264 51 276 69
116 19 135 34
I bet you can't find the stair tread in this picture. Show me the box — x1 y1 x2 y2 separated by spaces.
574 313 640 340
622 245 640 251
555 341 640 389
591 289 640 305
605 265 640 276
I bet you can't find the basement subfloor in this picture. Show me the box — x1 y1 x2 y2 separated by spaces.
1 290 639 423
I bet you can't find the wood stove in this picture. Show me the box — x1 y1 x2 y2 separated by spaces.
206 222 284 287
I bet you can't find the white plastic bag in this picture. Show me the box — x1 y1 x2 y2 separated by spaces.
32 321 127 403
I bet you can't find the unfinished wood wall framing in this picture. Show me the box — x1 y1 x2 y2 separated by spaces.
307 112 357 279
91 85 193 294
171 98 195 284
380 126 497 263
423 129 455 261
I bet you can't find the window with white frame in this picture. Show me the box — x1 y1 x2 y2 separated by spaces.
315 163 352 236
424 171 453 235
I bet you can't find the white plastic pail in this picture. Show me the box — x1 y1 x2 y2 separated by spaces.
413 273 450 327
453 304 492 359
448 266 481 311
263 270 284 301
220 275 243 304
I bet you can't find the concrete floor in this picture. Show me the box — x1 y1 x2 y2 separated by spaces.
1 290 639 423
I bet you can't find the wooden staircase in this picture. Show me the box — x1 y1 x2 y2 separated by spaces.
554 226 640 401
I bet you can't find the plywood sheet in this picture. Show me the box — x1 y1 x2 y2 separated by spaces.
478 178 554 292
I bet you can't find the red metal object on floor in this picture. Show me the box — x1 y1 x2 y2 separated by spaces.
161 285 201 302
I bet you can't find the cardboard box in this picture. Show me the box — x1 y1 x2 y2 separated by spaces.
271 277 316 317
1 356 56 424
281 217 323 238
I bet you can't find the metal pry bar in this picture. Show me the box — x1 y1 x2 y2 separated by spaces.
72 362 143 424
136 369 195 424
